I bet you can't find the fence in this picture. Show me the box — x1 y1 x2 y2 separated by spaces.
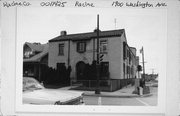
71 79 135 92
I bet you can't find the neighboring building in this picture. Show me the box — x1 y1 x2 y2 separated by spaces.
48 29 137 91
23 42 49 82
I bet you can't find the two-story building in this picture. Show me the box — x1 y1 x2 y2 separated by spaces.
48 29 138 91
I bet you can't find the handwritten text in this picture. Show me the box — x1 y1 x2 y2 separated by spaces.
112 1 167 8
112 1 124 7
40 1 67 7
75 1 95 7
2 0 167 8
126 1 153 8
3 1 31 8
155 2 167 7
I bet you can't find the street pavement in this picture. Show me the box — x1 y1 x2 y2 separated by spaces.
83 86 157 106
84 95 156 106
59 81 158 106
82 84 152 98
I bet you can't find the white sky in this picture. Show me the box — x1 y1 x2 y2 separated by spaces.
17 8 167 74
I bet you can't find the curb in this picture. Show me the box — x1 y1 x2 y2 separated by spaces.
140 93 153 97
83 93 153 98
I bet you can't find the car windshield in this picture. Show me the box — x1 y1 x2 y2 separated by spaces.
23 77 44 92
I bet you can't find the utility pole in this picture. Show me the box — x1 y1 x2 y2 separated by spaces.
142 47 145 78
140 47 146 86
95 14 101 94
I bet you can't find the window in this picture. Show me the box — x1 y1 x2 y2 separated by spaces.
123 63 125 78
127 49 129 59
126 66 129 74
100 62 109 79
77 42 86 53
123 42 126 60
100 40 108 54
127 66 130 79
58 44 64 55
129 52 132 64
131 66 134 75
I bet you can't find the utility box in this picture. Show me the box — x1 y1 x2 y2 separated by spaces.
143 86 150 94
139 87 143 95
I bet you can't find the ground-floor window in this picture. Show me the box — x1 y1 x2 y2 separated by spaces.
100 62 109 80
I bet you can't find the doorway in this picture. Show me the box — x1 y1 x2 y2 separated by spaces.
76 61 86 80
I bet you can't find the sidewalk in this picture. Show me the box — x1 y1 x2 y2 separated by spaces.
59 85 153 98
83 85 139 98
83 85 152 98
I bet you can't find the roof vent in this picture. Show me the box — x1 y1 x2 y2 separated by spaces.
61 31 67 36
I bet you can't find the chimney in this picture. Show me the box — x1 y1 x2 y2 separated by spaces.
61 31 67 36
94 28 101 32
33 42 41 45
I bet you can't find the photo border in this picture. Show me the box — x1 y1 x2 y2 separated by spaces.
0 0 173 115
15 6 167 114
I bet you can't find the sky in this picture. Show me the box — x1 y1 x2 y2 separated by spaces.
17 8 167 74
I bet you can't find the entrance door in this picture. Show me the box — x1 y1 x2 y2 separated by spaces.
76 61 86 80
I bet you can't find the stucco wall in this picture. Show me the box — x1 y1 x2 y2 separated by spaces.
120 33 127 79
69 40 94 79
49 39 95 79
48 41 69 68
48 34 132 80
108 36 122 79
121 32 137 79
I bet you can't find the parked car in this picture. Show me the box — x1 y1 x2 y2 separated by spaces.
23 77 84 105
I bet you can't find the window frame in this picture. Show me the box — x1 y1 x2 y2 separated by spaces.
123 42 127 60
58 43 64 56
77 42 86 53
100 39 108 54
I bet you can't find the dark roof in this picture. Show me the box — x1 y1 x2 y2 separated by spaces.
49 29 125 42
23 43 49 62
25 42 45 52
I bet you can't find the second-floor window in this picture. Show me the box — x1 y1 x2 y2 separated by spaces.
77 42 86 53
59 43 64 55
100 40 108 54
123 42 127 60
